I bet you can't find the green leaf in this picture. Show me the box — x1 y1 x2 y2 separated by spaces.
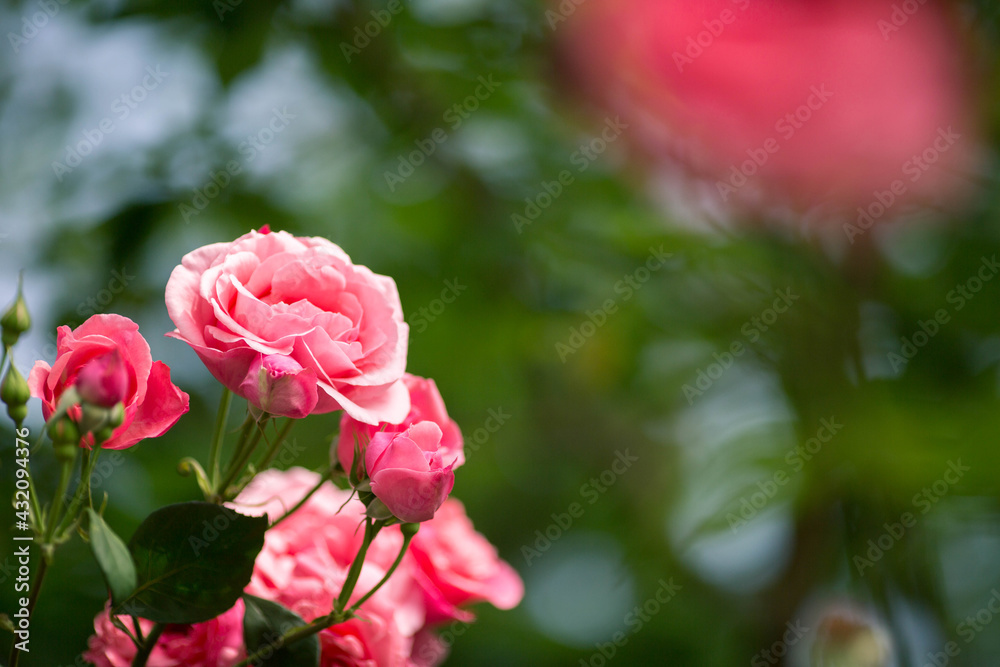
242 595 320 667
118 501 267 624
86 508 137 606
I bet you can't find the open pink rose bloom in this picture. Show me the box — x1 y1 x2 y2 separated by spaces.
28 314 189 450
166 227 410 424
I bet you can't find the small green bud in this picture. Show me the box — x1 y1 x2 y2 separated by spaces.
78 400 125 438
1 363 30 412
811 603 892 667
1 275 31 348
50 416 81 448
108 402 125 428
53 440 78 463
7 404 27 425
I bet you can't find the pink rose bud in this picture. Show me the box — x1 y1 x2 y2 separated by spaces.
239 354 318 419
366 421 457 523
76 350 129 408
336 373 465 478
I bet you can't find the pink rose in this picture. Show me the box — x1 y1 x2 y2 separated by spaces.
366 422 458 523
84 600 245 667
560 0 977 213
336 373 464 477
408 498 523 625
75 349 129 407
409 629 450 667
233 468 427 667
165 227 410 424
28 314 189 450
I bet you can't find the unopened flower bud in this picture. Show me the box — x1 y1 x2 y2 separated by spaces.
78 402 123 436
811 603 892 667
107 402 125 428
76 350 128 408
7 404 27 426
95 425 116 444
50 417 81 460
2 363 30 424
1 277 31 348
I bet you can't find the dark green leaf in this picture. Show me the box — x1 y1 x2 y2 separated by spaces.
242 594 320 667
86 508 137 606
118 501 267 624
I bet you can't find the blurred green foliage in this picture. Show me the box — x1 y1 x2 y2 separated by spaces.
3 0 1000 665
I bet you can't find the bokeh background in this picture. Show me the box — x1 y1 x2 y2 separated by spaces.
3 0 1000 665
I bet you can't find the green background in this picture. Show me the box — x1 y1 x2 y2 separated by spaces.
3 0 1000 665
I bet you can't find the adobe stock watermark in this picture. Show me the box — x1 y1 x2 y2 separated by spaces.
877 0 929 40
179 107 295 223
8 0 70 54
411 618 471 665
682 288 798 404
545 0 590 31
76 267 135 319
887 255 999 372
672 0 751 72
463 407 510 464
512 116 629 234
340 0 404 62
751 620 810 666
408 278 467 334
383 75 502 191
844 126 961 243
726 417 843 533
52 66 169 181
853 459 968 576
578 578 682 667
521 449 639 566
188 505 247 555
555 246 672 362
18 266 136 367
920 588 1000 667
213 0 243 21
716 85 834 201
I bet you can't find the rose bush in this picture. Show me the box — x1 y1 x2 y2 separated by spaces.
166 227 409 424
8 228 520 667
27 314 189 450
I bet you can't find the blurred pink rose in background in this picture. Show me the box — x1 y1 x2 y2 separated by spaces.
28 314 189 450
85 600 245 667
166 227 409 425
336 373 464 477
558 0 978 217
